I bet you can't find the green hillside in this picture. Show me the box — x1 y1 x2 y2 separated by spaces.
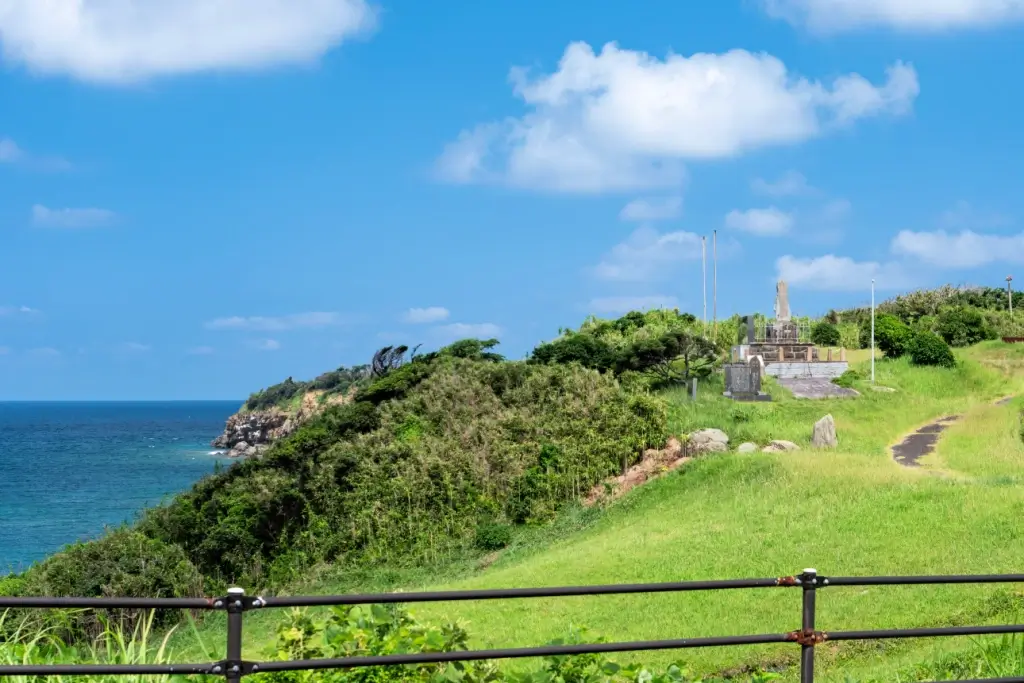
6 285 1024 681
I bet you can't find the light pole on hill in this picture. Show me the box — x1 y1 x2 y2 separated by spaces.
871 278 876 384
1008 275 1014 316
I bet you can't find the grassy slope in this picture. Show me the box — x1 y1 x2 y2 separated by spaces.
378 344 1024 680
179 343 1024 681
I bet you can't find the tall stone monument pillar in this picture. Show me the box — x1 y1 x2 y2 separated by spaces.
774 280 791 321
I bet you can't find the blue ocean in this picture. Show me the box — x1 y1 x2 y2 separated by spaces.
0 401 240 573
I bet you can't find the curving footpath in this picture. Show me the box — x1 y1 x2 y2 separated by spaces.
891 396 1015 468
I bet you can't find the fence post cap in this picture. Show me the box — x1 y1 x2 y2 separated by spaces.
228 587 246 596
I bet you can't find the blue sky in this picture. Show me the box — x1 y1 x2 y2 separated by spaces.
3 0 1024 400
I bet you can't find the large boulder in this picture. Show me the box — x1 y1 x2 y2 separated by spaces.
689 428 729 453
763 440 800 453
812 414 838 448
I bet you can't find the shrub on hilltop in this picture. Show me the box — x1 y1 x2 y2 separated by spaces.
860 314 914 358
935 306 997 348
810 321 841 347
909 331 957 368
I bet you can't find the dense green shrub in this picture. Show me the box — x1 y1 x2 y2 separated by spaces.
614 328 719 386
530 333 616 371
257 604 725 683
833 369 861 388
837 322 861 349
810 321 841 347
141 358 667 586
16 530 202 638
908 331 956 368
474 522 513 551
936 307 998 347
861 314 914 358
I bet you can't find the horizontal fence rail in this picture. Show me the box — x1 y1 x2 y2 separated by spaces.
2 570 1024 682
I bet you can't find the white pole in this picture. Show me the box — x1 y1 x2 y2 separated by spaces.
701 236 707 331
713 230 718 334
871 278 876 384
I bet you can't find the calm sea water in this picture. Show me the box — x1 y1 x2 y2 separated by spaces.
0 401 240 572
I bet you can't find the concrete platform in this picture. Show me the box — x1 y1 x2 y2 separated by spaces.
777 378 859 399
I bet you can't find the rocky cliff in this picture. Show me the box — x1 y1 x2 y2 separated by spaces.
211 389 354 457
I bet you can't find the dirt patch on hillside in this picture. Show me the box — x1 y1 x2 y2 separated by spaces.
585 438 694 506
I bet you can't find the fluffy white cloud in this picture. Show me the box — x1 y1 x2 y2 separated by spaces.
437 42 918 192
619 196 683 222
594 226 703 282
891 230 1024 268
435 322 502 338
762 0 1024 32
32 204 115 227
589 296 680 314
751 170 812 197
205 312 342 331
0 0 376 84
776 254 911 291
404 307 450 324
725 207 794 236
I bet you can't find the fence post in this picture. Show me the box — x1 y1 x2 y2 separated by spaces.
799 569 818 683
225 587 246 683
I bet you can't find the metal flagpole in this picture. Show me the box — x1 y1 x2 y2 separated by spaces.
701 236 707 331
713 230 718 336
871 278 876 384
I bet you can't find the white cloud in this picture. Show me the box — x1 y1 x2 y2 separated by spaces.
725 207 794 236
776 254 910 291
0 137 23 162
187 345 215 355
436 42 918 192
119 341 151 352
435 322 502 339
0 138 70 170
0 0 376 84
762 0 1024 32
891 230 1024 268
589 296 680 314
0 305 37 316
403 306 450 324
594 226 704 282
205 312 342 331
251 339 281 351
619 196 684 222
32 204 115 228
751 170 812 197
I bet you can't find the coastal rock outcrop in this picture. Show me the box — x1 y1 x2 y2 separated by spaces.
212 410 291 453
211 389 356 457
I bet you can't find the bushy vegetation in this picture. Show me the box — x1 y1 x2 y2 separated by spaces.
859 314 913 358
935 306 998 347
130 344 665 589
832 368 861 388
530 309 720 387
908 331 957 368
810 321 840 347
245 365 371 412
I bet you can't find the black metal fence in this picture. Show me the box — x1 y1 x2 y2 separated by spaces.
3 569 1024 683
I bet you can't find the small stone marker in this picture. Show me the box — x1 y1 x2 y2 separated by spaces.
812 414 838 448
690 378 698 400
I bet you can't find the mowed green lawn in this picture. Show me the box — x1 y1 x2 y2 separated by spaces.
387 343 1024 681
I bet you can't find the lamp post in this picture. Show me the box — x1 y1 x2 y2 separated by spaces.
1008 276 1014 316
871 278 876 384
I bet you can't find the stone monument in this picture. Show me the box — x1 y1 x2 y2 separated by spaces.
723 360 771 402
774 280 791 321
768 279 800 343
